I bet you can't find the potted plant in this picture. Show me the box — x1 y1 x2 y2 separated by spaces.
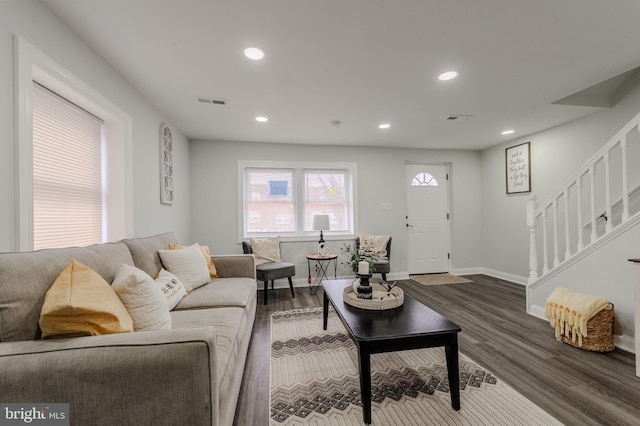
340 242 377 275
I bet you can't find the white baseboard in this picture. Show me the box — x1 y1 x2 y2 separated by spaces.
451 267 527 285
477 268 528 285
529 304 635 354
529 304 546 319
614 334 635 353
449 266 483 276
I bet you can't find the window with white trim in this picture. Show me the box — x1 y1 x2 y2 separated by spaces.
240 162 356 239
32 82 104 249
15 37 132 251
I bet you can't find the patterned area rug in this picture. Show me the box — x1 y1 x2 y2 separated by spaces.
270 308 561 425
411 273 472 286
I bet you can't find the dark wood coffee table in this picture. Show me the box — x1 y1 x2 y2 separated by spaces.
322 279 461 425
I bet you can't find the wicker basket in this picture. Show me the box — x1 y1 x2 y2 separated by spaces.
560 308 615 352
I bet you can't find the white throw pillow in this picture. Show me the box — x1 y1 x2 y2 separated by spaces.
155 269 188 310
158 243 210 291
111 264 171 331
359 233 391 258
250 236 282 265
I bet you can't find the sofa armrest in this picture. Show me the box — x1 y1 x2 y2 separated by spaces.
212 254 256 279
0 328 219 426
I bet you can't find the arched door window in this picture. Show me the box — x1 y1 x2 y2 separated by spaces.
411 172 439 187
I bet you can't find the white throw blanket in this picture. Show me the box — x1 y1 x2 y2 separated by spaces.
545 287 611 347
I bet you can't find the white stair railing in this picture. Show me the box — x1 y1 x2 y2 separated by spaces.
527 111 640 284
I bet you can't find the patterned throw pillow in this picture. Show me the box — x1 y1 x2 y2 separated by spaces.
250 236 282 265
359 233 391 258
155 269 188 310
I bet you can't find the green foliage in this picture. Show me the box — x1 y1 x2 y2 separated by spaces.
340 242 377 274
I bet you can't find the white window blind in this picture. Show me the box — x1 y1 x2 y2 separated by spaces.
32 81 104 249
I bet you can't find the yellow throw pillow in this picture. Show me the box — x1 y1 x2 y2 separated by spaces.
169 243 218 279
39 260 134 339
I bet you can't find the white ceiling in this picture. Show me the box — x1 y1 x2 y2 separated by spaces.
39 0 640 150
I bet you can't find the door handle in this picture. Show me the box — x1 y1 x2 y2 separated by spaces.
406 223 413 228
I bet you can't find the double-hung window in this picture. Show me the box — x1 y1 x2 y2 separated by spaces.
240 161 356 239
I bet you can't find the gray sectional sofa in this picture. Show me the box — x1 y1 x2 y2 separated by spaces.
0 232 257 426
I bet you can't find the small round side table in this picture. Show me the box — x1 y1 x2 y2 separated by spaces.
307 253 338 295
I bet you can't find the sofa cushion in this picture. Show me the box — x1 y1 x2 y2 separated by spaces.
122 232 177 278
170 306 247 425
174 278 257 310
39 260 134 339
158 244 210 292
112 265 171 331
0 242 134 342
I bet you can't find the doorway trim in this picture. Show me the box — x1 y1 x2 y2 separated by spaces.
405 161 452 274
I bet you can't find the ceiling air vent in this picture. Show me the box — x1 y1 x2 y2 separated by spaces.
197 96 227 106
445 114 472 121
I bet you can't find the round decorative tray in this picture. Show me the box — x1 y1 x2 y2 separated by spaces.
343 281 404 310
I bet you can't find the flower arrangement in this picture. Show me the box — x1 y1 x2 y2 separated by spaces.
340 242 377 274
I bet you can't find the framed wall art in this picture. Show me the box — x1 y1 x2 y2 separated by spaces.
505 142 531 194
160 123 174 204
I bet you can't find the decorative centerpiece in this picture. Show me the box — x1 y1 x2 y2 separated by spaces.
344 281 404 311
344 261 404 310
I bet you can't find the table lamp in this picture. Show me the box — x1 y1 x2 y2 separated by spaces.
312 215 331 255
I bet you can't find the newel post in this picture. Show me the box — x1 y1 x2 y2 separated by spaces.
527 195 539 284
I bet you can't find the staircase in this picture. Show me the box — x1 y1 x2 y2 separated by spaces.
527 111 640 284
525 111 640 352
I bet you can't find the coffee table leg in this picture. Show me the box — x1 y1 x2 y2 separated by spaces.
445 334 461 411
356 344 372 425
323 290 329 330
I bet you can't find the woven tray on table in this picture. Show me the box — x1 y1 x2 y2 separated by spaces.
560 308 615 352
343 282 404 310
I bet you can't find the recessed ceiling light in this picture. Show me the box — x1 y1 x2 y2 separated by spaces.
255 116 268 122
244 47 264 60
378 123 391 129
502 129 515 135
438 71 458 81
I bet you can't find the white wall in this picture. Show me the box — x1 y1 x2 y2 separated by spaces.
480 76 640 281
190 140 483 283
0 0 191 251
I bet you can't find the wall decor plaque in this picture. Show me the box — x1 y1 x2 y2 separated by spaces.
160 123 174 204
506 142 531 194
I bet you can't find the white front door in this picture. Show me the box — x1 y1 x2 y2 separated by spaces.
406 164 450 274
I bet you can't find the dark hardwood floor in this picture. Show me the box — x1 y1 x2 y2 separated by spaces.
233 275 640 426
